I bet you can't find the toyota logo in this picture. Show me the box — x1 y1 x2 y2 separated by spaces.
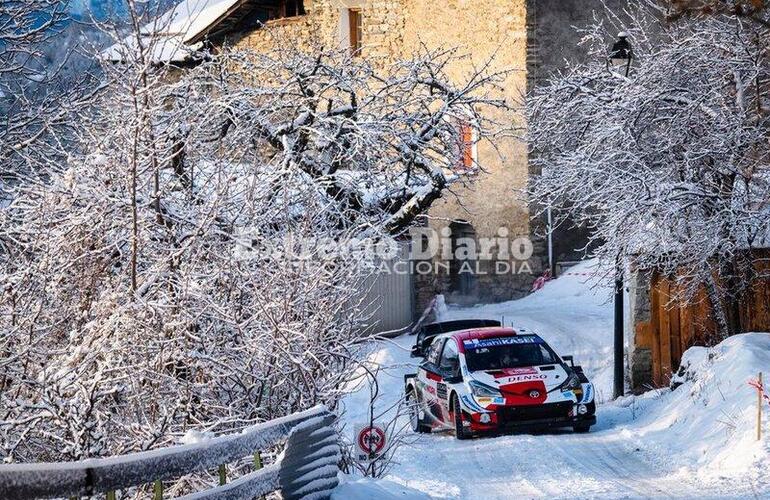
528 390 541 399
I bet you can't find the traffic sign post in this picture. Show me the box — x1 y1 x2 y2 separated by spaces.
354 423 387 463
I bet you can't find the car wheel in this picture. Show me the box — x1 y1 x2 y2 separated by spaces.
451 394 469 440
573 423 591 433
406 388 430 434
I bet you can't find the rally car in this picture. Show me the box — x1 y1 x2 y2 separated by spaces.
404 327 596 439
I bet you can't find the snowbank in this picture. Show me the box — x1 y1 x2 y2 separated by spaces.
610 332 770 484
331 476 431 500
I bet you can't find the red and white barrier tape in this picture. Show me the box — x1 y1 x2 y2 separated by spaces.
748 378 770 407
531 270 552 292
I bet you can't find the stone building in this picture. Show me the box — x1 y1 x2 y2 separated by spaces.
125 0 622 326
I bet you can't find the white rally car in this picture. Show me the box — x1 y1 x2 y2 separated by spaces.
404 327 596 439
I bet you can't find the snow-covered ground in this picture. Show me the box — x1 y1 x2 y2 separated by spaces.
333 261 770 499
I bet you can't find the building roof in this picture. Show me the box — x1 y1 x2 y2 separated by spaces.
103 0 255 63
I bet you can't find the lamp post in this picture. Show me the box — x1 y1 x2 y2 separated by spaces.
613 257 624 400
609 32 632 400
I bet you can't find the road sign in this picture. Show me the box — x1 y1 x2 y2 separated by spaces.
354 424 387 462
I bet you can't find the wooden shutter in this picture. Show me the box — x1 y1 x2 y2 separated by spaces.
349 9 362 56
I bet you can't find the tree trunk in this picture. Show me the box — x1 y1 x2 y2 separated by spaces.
703 272 730 342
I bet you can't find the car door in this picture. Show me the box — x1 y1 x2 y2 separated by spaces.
417 338 445 424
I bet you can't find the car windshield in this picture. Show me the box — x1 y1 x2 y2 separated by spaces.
462 335 558 372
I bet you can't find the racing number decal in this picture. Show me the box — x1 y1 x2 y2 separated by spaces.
436 382 447 400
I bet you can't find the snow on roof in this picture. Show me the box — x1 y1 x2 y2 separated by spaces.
103 0 244 63
155 0 242 44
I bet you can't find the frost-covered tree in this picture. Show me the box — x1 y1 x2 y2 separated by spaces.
176 37 512 237
0 0 98 187
0 23 381 497
529 1 770 339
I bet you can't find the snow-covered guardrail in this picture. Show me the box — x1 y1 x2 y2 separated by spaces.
0 406 339 500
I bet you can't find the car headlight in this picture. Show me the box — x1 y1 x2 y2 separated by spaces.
469 380 502 398
561 372 581 391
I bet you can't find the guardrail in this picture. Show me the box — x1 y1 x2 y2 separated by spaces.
0 406 339 500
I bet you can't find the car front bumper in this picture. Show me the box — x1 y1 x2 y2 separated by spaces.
465 401 596 433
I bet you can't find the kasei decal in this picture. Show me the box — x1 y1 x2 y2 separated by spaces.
463 336 544 349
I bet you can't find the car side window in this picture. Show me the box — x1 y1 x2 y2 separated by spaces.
439 339 459 374
538 344 557 364
426 339 444 366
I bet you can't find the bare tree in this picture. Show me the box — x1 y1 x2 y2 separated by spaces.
528 1 770 340
0 0 99 188
182 34 515 237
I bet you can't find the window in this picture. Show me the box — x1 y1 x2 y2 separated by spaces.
463 338 559 372
282 0 305 17
454 119 477 172
348 8 363 56
439 339 460 375
426 338 445 366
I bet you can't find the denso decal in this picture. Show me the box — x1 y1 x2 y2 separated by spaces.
489 367 539 379
463 336 544 349
502 374 548 383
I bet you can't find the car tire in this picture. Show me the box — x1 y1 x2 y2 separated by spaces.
573 423 591 433
407 388 431 434
451 394 469 440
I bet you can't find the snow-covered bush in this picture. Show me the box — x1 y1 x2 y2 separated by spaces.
528 1 770 338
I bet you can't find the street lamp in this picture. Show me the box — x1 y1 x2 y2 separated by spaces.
608 31 632 400
609 31 633 77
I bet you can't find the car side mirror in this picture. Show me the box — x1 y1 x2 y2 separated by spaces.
562 355 574 368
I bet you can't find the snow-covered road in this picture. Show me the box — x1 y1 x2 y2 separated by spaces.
336 261 769 499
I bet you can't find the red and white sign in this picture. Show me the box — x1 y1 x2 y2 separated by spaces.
355 424 387 462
